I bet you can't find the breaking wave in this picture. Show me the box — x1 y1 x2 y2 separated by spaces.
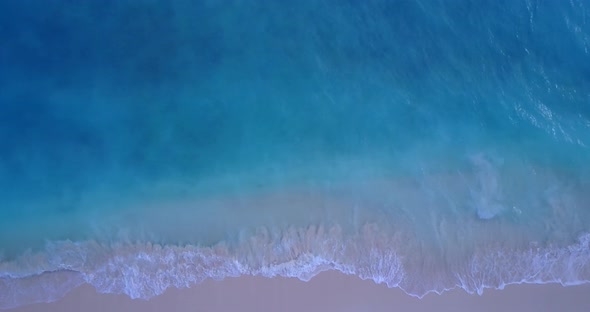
2 224 589 310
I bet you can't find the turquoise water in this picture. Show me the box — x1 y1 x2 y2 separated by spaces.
1 0 590 308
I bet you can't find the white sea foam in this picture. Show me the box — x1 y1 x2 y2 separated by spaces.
1 225 589 309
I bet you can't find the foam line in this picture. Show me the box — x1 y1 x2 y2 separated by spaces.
1 225 589 309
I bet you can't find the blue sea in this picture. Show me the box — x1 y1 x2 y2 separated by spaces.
1 0 590 308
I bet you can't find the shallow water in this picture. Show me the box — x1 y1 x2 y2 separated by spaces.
1 0 590 309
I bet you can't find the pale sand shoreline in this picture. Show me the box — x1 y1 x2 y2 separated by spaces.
7 270 590 312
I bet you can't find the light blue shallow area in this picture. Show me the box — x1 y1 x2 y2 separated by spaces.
0 0 590 308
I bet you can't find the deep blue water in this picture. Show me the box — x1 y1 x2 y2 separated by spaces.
1 0 590 308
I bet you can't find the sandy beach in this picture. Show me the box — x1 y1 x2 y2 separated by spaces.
7 270 590 312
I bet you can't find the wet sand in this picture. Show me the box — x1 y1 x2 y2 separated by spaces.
8 270 590 312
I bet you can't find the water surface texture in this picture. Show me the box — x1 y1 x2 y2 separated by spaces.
1 0 590 309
